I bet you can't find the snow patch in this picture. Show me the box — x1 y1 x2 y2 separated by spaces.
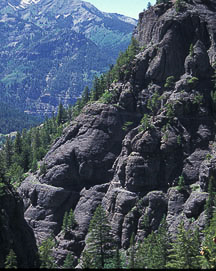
8 3 18 10
64 13 71 18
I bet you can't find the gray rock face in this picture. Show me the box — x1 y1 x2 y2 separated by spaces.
0 183 39 268
184 40 212 78
19 103 138 242
134 0 215 85
18 0 216 267
184 191 208 218
41 103 135 188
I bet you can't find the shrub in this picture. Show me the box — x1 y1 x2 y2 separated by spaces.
122 121 133 132
99 90 113 104
187 77 199 87
139 114 152 132
177 175 185 191
164 76 175 88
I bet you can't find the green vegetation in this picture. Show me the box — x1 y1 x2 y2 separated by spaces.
62 209 77 233
139 114 152 132
204 176 216 226
187 77 199 88
0 102 42 134
63 253 75 269
165 103 175 120
39 236 57 269
136 216 170 269
200 211 216 268
4 249 17 269
80 204 115 269
70 37 140 118
122 121 134 132
177 175 186 191
175 0 186 12
166 222 201 269
189 43 194 57
0 103 72 188
192 93 203 105
164 76 175 89
147 91 160 115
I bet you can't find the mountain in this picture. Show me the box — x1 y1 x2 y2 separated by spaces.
11 0 216 268
0 0 136 117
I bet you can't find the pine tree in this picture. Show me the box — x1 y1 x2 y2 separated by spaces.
4 249 17 269
90 76 100 101
63 252 75 269
62 211 68 233
39 236 56 269
136 217 170 269
56 102 67 125
4 136 13 168
166 221 201 269
62 209 77 233
68 209 76 229
155 216 171 268
81 204 114 269
128 232 136 269
81 86 90 106
147 2 152 9
39 162 47 176
14 132 22 155
205 176 216 226
200 211 216 269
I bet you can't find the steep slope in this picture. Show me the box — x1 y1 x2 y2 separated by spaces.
18 0 216 267
0 0 136 116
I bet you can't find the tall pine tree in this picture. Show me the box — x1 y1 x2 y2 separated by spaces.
166 221 201 269
81 204 114 269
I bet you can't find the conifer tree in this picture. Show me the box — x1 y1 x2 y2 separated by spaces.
57 102 67 125
4 136 13 168
4 249 17 269
39 236 56 269
205 176 216 226
90 76 100 101
62 209 77 233
111 246 123 269
128 232 136 269
200 211 216 269
166 221 201 269
81 204 114 269
14 132 22 155
136 216 170 269
63 252 75 269
81 86 90 106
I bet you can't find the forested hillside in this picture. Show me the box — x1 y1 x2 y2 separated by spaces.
0 102 42 134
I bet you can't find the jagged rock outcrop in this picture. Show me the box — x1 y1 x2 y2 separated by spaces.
18 0 216 267
0 182 39 268
18 103 139 243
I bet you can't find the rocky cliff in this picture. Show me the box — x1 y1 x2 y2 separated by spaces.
18 0 216 267
0 182 39 268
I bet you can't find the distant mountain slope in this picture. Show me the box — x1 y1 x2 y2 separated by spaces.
0 102 42 134
0 0 137 116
